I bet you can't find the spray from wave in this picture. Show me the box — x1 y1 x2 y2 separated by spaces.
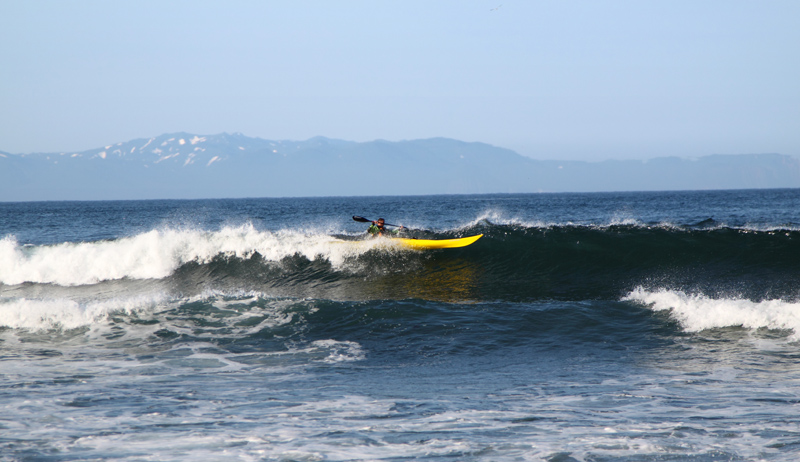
0 224 389 286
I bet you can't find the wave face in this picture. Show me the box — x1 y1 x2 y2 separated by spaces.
3 221 800 338
3 220 798 298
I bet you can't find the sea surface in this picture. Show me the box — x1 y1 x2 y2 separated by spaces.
2 190 800 461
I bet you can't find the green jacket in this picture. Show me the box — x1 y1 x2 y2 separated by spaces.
368 224 400 236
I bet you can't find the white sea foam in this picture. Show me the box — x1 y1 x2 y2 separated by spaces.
468 210 553 230
468 209 662 231
0 292 169 330
310 339 366 363
467 209 800 234
0 225 386 286
624 287 800 338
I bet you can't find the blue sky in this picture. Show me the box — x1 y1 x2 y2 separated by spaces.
1 0 798 160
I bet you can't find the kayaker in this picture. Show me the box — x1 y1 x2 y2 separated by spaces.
367 218 403 237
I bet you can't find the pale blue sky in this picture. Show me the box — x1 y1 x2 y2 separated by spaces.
2 0 798 160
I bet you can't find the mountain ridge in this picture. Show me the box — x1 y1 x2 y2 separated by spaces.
1 133 798 201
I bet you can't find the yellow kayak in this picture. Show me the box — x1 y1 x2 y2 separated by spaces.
394 234 483 250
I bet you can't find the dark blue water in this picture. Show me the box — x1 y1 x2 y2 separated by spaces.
2 190 800 461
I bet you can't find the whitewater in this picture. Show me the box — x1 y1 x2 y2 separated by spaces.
2 190 800 461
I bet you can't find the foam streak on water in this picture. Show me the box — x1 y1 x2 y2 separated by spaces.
2 330 799 462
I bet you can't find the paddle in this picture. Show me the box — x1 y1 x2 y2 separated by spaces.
352 216 403 228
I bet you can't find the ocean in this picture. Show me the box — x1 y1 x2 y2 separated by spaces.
2 189 800 461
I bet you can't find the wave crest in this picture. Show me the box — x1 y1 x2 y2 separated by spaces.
624 287 800 338
0 225 384 286
0 293 169 331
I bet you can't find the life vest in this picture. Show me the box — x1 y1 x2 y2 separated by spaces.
368 224 384 236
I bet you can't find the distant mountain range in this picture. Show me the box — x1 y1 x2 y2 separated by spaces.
2 133 798 201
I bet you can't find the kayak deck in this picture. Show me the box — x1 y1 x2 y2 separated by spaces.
393 234 483 250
